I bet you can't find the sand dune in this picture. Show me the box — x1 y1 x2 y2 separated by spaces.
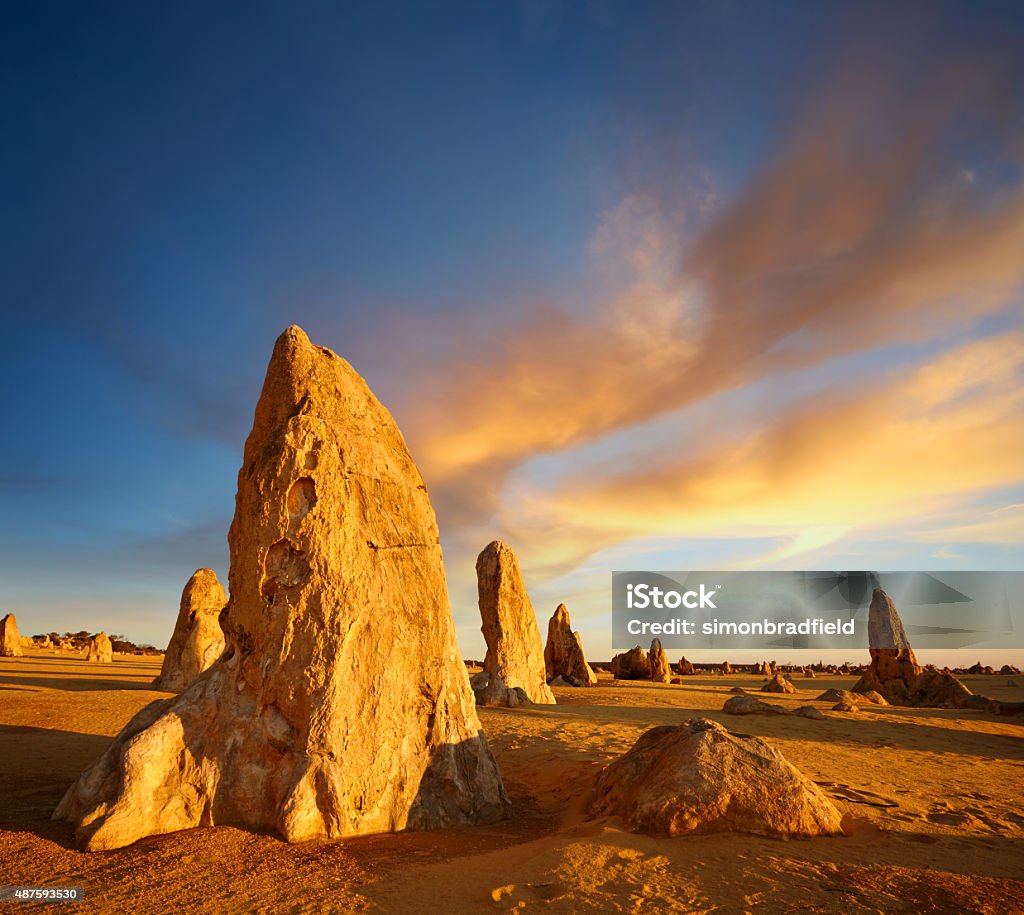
1 650 1022 913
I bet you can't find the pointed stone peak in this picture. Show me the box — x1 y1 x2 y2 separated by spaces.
867 588 913 652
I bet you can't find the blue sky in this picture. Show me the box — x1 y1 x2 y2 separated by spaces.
2 1 1023 665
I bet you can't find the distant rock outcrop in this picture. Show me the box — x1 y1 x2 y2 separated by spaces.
852 589 920 703
477 541 555 705
590 719 843 837
543 604 596 687
648 639 671 683
1 613 23 657
55 326 510 851
154 568 227 692
611 646 648 680
677 656 695 676
852 589 980 709
85 632 112 663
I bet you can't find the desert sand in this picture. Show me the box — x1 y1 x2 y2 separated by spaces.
2 648 1022 913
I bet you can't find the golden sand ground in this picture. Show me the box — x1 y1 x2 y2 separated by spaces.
1 652 1022 913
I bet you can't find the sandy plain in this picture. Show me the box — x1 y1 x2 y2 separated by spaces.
1 650 1022 914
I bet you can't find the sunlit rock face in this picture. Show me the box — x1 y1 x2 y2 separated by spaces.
56 325 510 851
85 632 112 663
476 540 556 705
154 568 227 692
0 613 23 657
590 718 844 838
544 603 597 687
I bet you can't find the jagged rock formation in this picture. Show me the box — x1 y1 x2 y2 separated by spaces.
85 632 112 663
154 569 227 692
470 670 532 708
55 325 510 851
648 639 671 683
1 613 23 657
477 541 555 705
852 589 980 709
677 656 695 676
721 661 732 675
543 604 596 687
611 646 648 680
762 672 796 694
590 719 843 837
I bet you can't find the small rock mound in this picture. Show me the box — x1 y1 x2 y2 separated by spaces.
470 670 533 708
762 672 796 694
1 613 23 657
590 719 843 837
832 702 859 712
723 695 788 715
815 688 887 706
793 705 825 720
85 632 113 663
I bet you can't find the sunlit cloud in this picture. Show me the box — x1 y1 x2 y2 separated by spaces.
390 44 1024 551
493 332 1024 575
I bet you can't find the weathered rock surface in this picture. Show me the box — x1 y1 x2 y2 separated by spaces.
477 541 555 705
543 604 596 687
85 632 112 663
55 325 510 851
677 656 695 676
648 639 671 683
590 718 843 837
611 646 648 680
470 670 533 708
1 613 23 657
154 569 227 692
762 672 796 694
832 702 859 712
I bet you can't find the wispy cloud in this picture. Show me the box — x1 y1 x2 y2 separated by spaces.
388 41 1024 554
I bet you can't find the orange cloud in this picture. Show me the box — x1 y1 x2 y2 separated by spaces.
496 332 1024 575
394 48 1024 539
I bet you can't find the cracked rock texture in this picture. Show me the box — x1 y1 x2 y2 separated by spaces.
55 325 510 851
